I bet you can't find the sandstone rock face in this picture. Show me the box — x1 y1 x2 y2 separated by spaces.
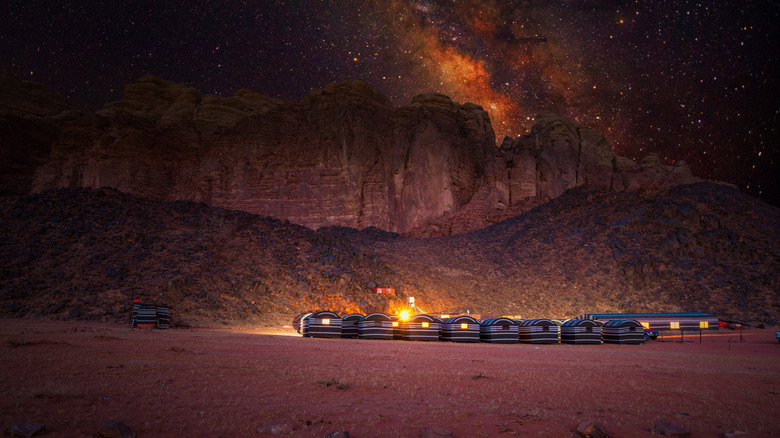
1 75 702 234
0 73 83 195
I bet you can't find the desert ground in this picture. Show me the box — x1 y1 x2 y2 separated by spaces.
1 319 778 437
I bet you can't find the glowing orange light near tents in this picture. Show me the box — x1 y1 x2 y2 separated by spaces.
460 323 468 329
399 310 411 322
422 322 429 328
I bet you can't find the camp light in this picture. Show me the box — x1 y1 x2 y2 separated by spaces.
399 310 411 322
461 323 468 329
422 322 429 328
322 318 330 325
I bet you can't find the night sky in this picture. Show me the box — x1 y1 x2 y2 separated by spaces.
2 0 778 206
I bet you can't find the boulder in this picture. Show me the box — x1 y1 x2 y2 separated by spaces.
257 422 293 435
577 419 610 438
652 420 691 437
96 420 136 438
420 425 454 438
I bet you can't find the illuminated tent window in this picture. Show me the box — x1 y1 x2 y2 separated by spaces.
392 321 399 327
440 314 450 319
641 322 650 329
670 321 680 329
322 318 330 325
460 323 469 329
421 322 429 328
699 321 709 329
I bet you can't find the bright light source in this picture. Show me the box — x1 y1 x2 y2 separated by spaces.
641 322 650 329
399 310 410 321
421 322 429 328
441 314 450 319
670 321 680 329
392 321 399 327
460 323 468 329
699 321 709 329
322 318 330 325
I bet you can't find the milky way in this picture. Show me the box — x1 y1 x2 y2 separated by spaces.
2 0 778 205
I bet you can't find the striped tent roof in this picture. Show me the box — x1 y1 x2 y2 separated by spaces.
409 314 440 323
444 315 479 325
480 317 517 326
341 313 364 321
603 319 642 328
362 312 392 321
562 319 600 327
517 318 557 327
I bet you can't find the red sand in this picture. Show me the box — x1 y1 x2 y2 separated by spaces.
1 319 779 437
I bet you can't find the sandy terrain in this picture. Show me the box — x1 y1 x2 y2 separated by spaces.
1 318 778 437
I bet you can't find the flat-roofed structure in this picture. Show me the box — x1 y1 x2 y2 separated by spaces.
579 312 719 334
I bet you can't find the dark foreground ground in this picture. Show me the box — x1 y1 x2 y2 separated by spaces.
1 318 779 437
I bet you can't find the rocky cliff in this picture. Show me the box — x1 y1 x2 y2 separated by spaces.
2 75 702 234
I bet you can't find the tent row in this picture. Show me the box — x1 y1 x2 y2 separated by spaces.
294 312 646 344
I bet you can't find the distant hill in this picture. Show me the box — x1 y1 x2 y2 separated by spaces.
1 182 777 327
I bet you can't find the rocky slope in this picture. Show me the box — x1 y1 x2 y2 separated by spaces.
1 183 777 326
1 75 702 235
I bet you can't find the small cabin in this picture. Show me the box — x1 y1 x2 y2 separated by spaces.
340 313 363 338
358 313 394 340
517 319 560 344
579 312 719 334
441 316 480 343
306 311 342 338
561 319 602 344
402 314 442 341
602 319 644 344
479 318 519 344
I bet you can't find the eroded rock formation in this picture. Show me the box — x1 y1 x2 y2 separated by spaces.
2 74 703 234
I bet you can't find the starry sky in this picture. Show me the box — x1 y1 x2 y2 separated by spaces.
2 0 778 206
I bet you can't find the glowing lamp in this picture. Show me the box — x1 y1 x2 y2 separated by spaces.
670 321 680 329
460 323 468 329
399 310 410 321
640 322 650 329
322 318 330 325
440 314 450 319
421 322 429 328
699 321 709 329
392 321 399 327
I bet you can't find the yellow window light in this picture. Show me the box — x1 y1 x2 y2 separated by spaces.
670 321 680 329
440 314 450 319
392 321 399 327
322 318 330 325
699 321 709 329
460 323 469 329
641 322 650 329
421 322 429 328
